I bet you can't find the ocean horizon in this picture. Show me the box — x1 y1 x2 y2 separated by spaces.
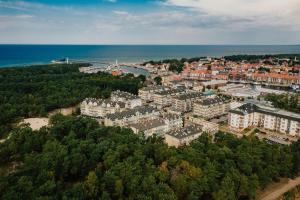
1 44 300 68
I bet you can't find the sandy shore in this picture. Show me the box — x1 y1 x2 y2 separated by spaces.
21 118 49 130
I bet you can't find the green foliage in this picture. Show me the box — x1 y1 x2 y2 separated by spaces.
0 64 142 138
265 93 300 114
154 76 162 85
258 67 270 72
143 57 206 73
169 62 184 73
1 116 300 199
224 54 300 62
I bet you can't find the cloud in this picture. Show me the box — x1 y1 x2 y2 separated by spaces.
162 0 300 29
0 0 299 44
0 0 79 13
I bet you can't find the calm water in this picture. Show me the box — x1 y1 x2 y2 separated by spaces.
1 45 300 67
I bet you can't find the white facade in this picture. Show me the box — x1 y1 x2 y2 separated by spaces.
80 99 125 118
111 90 142 109
229 103 300 136
193 97 231 119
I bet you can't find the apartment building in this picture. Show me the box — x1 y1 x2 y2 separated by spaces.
104 106 160 127
80 98 126 118
129 114 183 138
193 96 231 119
111 90 142 109
162 113 184 130
164 124 204 147
229 103 300 136
172 92 203 113
138 86 167 103
189 116 219 134
153 88 186 108
130 118 167 138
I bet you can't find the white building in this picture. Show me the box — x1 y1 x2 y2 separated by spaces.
138 86 167 103
193 96 231 119
104 106 160 127
164 125 204 147
80 91 142 118
153 88 186 108
129 114 183 138
80 98 125 118
229 103 300 136
111 90 142 109
172 92 203 113
189 116 219 134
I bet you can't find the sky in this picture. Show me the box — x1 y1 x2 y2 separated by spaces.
0 0 300 44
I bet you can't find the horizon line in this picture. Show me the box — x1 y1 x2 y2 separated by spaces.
1 44 300 46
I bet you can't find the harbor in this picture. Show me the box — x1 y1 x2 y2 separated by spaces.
70 59 151 76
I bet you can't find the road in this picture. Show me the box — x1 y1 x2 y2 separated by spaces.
258 176 300 200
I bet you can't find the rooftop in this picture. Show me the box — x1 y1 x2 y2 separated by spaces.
82 98 126 107
139 85 168 92
129 118 166 131
106 106 159 120
174 92 203 100
154 88 186 96
230 103 300 122
111 90 139 100
162 113 182 120
166 124 203 139
194 96 230 106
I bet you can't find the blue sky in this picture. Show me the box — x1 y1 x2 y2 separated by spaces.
0 0 299 44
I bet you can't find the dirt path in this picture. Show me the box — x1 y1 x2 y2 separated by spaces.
258 176 300 200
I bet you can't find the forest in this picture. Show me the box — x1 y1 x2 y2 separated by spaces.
143 54 300 69
224 54 300 64
265 93 300 114
0 64 144 138
1 115 300 200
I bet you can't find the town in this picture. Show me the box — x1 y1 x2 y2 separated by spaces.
79 55 300 147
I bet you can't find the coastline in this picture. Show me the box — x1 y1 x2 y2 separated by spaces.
1 44 300 68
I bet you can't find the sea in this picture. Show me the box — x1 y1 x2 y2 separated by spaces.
1 45 300 68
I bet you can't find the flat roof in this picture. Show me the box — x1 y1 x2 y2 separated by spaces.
166 124 203 139
194 96 230 106
129 118 166 131
173 92 203 100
